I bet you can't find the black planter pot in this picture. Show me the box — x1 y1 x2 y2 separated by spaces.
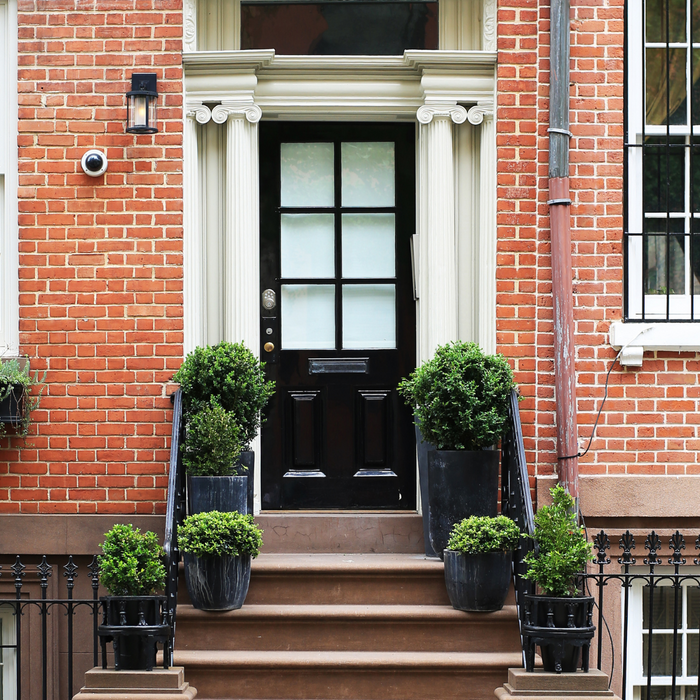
443 549 512 612
522 594 595 673
0 385 24 426
183 552 252 611
427 449 500 559
188 475 248 515
97 596 170 671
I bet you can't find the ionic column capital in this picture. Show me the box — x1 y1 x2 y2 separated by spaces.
212 101 263 124
417 104 468 125
185 101 212 124
467 101 495 125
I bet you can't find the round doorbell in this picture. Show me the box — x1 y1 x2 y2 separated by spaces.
81 149 108 177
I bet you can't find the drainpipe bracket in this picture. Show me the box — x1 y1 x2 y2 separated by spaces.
547 198 572 205
547 127 573 137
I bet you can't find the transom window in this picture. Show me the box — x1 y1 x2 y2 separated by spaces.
626 0 700 320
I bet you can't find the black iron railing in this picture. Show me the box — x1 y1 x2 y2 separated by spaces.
582 530 700 700
501 389 536 665
0 555 100 700
164 389 186 664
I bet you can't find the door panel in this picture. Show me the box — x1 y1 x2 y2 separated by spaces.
260 122 416 510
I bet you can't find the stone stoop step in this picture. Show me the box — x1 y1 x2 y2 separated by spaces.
173 553 523 700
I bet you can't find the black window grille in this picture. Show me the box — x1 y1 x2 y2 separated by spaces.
625 0 700 320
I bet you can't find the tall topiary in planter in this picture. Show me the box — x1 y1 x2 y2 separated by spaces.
178 510 263 611
173 342 275 514
522 485 595 673
98 525 169 671
444 515 521 612
399 342 516 559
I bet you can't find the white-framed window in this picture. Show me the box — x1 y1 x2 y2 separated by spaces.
627 574 700 700
0 606 17 700
0 0 18 355
626 0 700 321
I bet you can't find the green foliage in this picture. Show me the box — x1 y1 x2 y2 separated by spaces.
398 342 516 450
173 342 275 448
0 358 46 439
99 524 166 596
183 399 244 476
178 510 263 558
446 515 521 555
523 485 594 597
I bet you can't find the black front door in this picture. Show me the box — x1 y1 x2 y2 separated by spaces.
260 122 416 509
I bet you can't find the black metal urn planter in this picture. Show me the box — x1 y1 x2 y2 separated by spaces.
178 510 263 613
188 474 248 515
427 449 499 559
522 594 595 673
97 595 170 671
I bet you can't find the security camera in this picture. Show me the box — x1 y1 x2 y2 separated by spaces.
81 149 108 178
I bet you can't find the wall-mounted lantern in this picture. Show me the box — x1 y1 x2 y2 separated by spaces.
126 73 158 134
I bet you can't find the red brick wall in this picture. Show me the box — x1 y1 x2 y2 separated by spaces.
497 0 700 492
1 0 183 514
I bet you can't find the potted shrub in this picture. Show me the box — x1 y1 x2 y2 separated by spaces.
399 341 516 559
98 524 169 671
444 515 521 612
178 510 263 611
173 342 275 514
522 485 595 673
182 399 247 514
0 357 45 438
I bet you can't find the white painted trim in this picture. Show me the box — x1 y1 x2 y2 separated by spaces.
610 321 700 364
184 0 197 52
0 0 18 357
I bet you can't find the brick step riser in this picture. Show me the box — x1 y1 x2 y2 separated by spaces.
181 667 512 700
175 618 522 653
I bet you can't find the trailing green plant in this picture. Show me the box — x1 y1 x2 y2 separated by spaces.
173 342 275 448
523 485 594 597
0 358 46 439
398 341 516 450
446 515 521 555
98 524 166 596
182 399 244 476
178 510 263 558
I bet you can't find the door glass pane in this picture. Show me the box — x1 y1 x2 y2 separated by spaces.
342 284 395 349
281 214 335 279
341 142 395 207
644 586 680 629
646 0 686 43
281 143 334 207
282 285 336 349
689 588 700 630
342 214 395 278
643 633 683 676
646 48 687 126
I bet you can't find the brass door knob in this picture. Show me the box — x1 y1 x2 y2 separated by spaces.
264 342 275 353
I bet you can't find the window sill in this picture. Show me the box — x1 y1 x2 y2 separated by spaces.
609 321 700 366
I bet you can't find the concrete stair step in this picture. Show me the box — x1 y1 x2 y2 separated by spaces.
175 603 522 653
173 650 524 700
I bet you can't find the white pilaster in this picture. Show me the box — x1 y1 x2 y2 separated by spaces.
211 101 262 353
482 0 497 52
417 104 467 362
468 102 497 354
183 103 211 354
183 0 197 52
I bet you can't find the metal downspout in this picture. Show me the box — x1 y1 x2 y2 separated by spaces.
548 0 579 499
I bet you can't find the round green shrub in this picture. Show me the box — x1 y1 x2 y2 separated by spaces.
446 515 521 555
173 342 275 448
398 341 516 450
523 485 594 597
178 511 263 559
183 399 243 476
99 524 166 596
